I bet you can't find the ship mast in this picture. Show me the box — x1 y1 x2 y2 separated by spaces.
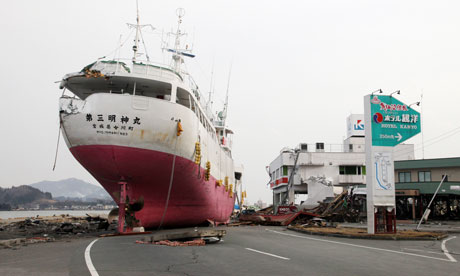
206 60 215 111
131 0 141 62
127 0 154 63
172 8 185 73
165 8 195 74
219 64 232 127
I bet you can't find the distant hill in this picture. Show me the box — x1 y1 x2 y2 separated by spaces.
29 178 111 201
0 185 53 209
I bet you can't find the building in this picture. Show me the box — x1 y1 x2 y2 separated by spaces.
395 157 460 220
268 114 415 212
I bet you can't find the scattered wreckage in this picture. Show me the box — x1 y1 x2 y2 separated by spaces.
0 214 114 249
237 191 362 227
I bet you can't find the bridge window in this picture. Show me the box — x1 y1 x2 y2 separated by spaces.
176 87 191 109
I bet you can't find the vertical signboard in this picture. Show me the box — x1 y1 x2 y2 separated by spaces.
346 114 365 138
364 94 421 234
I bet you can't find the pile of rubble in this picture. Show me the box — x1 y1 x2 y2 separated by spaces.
0 214 115 249
304 191 362 223
236 191 363 227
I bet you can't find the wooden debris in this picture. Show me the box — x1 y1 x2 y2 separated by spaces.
150 229 225 242
152 239 206 247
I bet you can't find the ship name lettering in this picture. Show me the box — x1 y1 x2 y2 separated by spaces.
121 116 129 124
108 114 116 122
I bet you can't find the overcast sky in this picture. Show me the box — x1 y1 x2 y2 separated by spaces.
1 0 460 204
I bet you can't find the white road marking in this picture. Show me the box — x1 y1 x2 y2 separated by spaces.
441 236 457 263
85 239 100 276
267 229 454 263
245 248 290 260
402 248 445 255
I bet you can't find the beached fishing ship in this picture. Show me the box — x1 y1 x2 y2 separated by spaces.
58 8 240 229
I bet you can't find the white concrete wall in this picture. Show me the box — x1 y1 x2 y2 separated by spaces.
301 179 334 209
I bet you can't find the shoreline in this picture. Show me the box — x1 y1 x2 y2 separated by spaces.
0 210 110 220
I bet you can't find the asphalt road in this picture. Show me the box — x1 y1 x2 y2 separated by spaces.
1 226 459 275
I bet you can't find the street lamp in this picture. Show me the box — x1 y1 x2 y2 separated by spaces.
371 89 383 96
390 90 400 97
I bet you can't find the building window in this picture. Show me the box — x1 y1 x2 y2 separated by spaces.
442 174 449 182
316 143 324 150
418 171 431 182
282 166 288 176
340 165 366 175
399 172 411 183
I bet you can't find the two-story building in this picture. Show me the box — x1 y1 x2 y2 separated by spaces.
394 157 460 220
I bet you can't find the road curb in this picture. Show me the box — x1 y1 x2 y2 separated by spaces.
339 225 460 234
287 226 448 240
397 227 460 234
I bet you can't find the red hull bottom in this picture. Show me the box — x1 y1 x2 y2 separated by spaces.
70 145 234 228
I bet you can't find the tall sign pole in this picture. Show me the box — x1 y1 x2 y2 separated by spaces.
364 94 421 234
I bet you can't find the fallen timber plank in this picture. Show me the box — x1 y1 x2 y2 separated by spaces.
148 229 226 242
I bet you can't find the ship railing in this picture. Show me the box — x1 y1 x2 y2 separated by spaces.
93 58 183 82
182 73 215 121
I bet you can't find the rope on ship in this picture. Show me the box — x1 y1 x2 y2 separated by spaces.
158 120 182 229
52 120 62 171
